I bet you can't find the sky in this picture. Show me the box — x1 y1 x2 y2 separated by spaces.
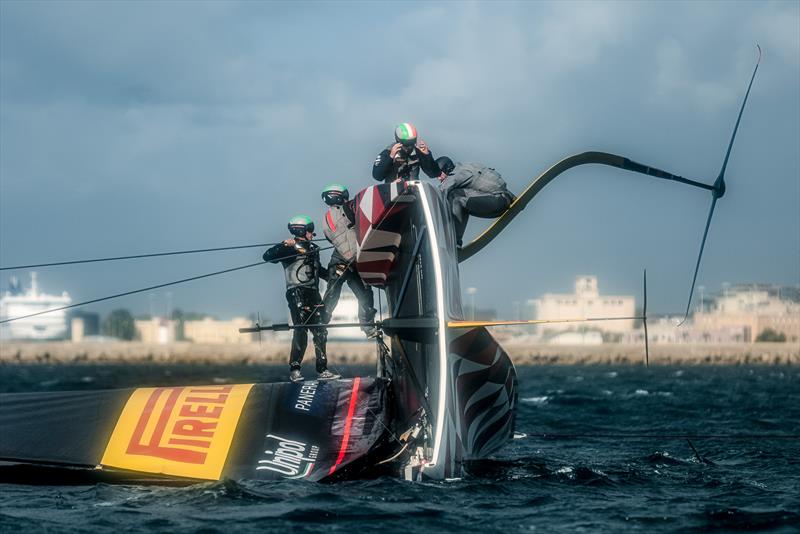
1 0 798 322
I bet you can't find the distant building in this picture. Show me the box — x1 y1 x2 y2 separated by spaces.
135 317 177 344
70 312 100 342
0 272 71 340
624 316 718 344
183 317 253 344
693 286 800 343
71 317 85 342
532 276 635 338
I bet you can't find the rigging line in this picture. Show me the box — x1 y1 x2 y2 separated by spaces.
0 245 334 325
0 240 328 271
447 316 644 328
535 432 800 440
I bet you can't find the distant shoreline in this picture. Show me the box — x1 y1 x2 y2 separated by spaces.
0 341 796 365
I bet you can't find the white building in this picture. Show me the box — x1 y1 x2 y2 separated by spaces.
693 286 800 343
0 272 71 340
326 291 369 342
184 317 254 344
135 317 177 344
532 276 636 337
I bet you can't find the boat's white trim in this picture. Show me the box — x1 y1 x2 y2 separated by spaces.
414 182 448 470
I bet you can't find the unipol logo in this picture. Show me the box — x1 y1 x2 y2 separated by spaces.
101 384 253 480
257 434 319 479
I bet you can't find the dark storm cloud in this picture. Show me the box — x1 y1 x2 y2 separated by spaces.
1 0 797 320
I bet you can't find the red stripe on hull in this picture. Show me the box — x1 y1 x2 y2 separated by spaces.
328 377 361 475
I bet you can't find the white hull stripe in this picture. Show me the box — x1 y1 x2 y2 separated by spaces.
414 183 448 471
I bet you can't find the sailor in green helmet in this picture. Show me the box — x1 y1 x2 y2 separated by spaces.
320 183 377 338
372 122 441 183
262 215 340 382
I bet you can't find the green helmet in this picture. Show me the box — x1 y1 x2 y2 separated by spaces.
321 183 349 206
288 215 314 237
394 122 418 147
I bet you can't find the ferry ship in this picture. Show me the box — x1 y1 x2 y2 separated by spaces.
0 272 71 340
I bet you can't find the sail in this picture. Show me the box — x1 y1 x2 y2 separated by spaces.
0 378 392 483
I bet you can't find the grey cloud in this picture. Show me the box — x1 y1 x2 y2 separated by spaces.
1 0 797 320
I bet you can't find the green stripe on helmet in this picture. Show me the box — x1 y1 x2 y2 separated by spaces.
395 122 417 141
288 215 313 226
322 183 348 195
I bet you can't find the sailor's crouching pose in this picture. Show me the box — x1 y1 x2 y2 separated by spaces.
320 183 377 338
263 215 340 383
436 156 516 246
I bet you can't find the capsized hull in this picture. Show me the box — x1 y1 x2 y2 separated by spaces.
353 181 518 480
0 378 393 483
1 183 518 485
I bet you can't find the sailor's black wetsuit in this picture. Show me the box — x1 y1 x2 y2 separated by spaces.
321 203 376 334
263 240 329 373
372 144 441 183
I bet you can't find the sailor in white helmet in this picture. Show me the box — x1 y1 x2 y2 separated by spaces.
320 183 378 338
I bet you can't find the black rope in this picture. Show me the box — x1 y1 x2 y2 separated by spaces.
535 433 800 440
0 240 326 271
0 245 334 324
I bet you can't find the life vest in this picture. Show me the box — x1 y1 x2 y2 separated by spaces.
283 242 323 290
323 205 358 262
382 144 422 182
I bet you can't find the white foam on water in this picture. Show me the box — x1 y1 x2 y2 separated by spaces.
522 396 549 404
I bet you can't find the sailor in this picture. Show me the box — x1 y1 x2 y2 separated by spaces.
263 215 340 382
320 183 378 338
436 156 516 246
372 122 441 183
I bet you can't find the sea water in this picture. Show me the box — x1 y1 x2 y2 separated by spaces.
1 364 798 532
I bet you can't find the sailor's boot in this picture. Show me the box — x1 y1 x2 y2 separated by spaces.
318 370 341 380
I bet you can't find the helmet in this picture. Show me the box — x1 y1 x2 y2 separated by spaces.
288 215 315 237
394 122 418 147
436 156 455 176
321 183 349 205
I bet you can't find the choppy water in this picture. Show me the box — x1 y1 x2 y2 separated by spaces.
1 364 799 533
